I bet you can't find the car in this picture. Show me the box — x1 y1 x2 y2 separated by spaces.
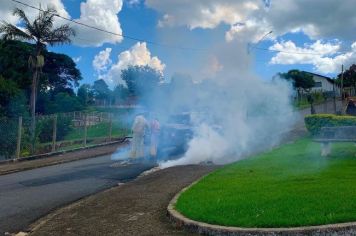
157 113 194 158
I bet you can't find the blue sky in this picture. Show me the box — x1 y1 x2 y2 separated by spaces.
2 0 355 87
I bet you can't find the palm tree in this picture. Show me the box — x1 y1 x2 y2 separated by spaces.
0 7 75 152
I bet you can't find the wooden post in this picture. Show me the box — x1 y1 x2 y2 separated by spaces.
52 115 57 152
341 64 344 101
16 116 22 159
333 82 337 114
83 114 88 147
108 113 113 142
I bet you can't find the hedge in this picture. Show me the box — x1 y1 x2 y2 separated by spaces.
304 114 356 135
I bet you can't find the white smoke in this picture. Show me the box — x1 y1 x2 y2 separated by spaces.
158 64 296 168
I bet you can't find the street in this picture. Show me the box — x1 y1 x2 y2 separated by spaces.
0 154 155 235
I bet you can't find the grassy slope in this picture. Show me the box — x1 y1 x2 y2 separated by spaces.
65 122 129 140
176 139 356 227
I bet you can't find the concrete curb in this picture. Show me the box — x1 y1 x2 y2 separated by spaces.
167 181 356 236
0 137 130 166
0 139 130 176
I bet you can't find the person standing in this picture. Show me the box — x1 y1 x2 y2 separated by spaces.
130 114 148 160
150 118 160 159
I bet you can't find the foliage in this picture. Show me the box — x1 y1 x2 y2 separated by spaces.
280 70 315 92
36 115 73 143
0 40 82 93
294 91 327 109
121 65 163 106
112 85 129 104
337 64 356 89
0 76 19 115
0 7 75 136
0 39 83 116
92 79 111 105
176 138 356 227
0 8 75 47
304 114 356 135
46 93 84 114
77 84 95 106
0 118 18 159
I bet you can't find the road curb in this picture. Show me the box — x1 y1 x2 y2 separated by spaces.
167 181 356 236
0 139 130 176
0 137 130 166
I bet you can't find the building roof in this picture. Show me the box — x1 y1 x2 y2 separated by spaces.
303 71 336 84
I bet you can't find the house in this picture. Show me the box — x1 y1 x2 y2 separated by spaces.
304 71 340 95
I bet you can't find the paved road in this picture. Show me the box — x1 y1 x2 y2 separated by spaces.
0 155 155 235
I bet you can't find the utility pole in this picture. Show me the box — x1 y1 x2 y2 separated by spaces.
333 82 337 114
341 64 344 100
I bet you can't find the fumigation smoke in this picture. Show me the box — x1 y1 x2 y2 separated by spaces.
158 73 296 168
115 40 297 168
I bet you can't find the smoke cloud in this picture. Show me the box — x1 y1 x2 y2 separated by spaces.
158 72 295 168
109 36 296 168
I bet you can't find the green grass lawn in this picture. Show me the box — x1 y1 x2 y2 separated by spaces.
176 138 356 228
64 122 129 141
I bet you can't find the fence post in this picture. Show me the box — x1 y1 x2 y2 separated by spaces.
52 115 57 152
83 113 88 147
16 116 22 159
108 113 113 142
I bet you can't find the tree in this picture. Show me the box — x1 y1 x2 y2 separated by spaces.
112 85 129 105
337 64 356 95
0 7 75 151
92 79 111 106
0 39 82 115
77 84 94 106
121 65 163 107
280 70 315 96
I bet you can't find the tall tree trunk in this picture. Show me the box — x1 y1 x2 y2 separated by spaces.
30 68 38 154
30 44 42 154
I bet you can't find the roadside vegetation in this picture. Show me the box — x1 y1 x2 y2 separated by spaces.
176 138 356 227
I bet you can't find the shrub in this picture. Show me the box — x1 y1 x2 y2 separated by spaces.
37 115 73 143
0 118 18 159
305 114 356 135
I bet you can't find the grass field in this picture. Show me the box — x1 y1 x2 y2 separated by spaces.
176 138 356 228
65 122 130 140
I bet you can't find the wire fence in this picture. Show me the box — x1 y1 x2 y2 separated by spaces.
0 111 131 161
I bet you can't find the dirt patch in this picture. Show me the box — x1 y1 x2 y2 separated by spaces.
28 165 217 236
0 142 127 176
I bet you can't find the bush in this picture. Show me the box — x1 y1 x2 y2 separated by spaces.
37 115 73 143
0 118 18 159
305 114 356 135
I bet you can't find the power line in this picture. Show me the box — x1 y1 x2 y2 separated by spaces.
8 0 207 52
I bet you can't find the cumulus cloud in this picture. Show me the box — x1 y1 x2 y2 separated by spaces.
0 0 123 47
93 48 112 73
147 0 260 30
93 42 165 87
145 0 356 42
0 0 70 25
72 0 123 46
269 40 356 74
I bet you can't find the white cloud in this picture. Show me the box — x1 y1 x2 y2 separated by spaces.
126 0 140 5
0 0 123 47
93 42 165 87
92 48 112 73
148 0 260 30
73 56 82 63
0 0 70 25
72 0 123 46
146 0 356 42
269 40 356 74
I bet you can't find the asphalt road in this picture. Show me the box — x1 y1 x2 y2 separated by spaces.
0 154 155 235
